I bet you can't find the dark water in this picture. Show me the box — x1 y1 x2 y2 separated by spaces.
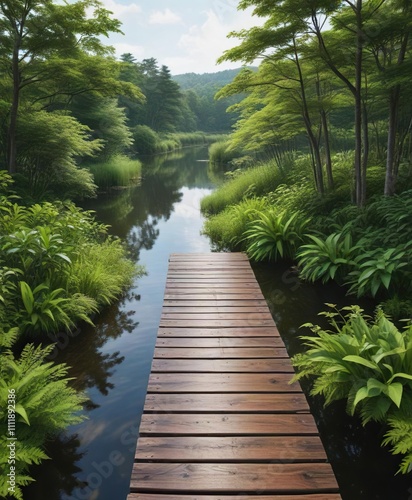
25 147 412 500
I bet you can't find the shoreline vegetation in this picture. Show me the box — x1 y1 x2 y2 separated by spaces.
201 146 412 475
1 0 412 495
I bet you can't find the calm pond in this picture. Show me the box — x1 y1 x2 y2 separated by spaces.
25 147 412 500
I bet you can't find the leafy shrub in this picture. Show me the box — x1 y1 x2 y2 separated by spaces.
0 174 140 336
0 328 86 499
131 125 159 155
297 231 361 284
244 210 309 262
381 296 412 322
291 305 412 473
68 239 141 306
202 197 269 251
347 245 412 298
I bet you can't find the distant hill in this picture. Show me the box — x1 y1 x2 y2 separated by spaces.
172 67 257 133
173 67 257 94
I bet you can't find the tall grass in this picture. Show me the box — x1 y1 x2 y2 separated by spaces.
87 155 142 189
202 198 269 251
208 140 239 164
201 159 283 214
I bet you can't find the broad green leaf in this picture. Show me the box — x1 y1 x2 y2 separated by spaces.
343 355 380 371
387 382 403 408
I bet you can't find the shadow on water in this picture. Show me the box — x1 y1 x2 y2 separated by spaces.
25 147 412 499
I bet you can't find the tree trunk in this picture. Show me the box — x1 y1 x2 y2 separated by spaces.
8 43 21 174
293 38 324 195
354 0 364 207
361 100 369 204
321 109 334 189
384 87 400 196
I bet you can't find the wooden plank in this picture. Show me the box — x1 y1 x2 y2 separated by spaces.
128 495 341 500
147 373 298 393
167 274 256 279
163 300 268 307
162 306 269 313
169 260 250 270
151 359 295 373
130 463 339 493
157 327 279 337
163 294 265 301
165 283 261 289
155 338 284 348
153 347 288 359
160 312 274 320
135 436 328 462
159 320 275 328
143 393 309 413
138 413 318 436
167 278 258 283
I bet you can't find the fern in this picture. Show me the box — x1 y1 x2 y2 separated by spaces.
383 408 412 474
0 328 87 499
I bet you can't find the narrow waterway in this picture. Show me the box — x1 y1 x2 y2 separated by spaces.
24 147 412 500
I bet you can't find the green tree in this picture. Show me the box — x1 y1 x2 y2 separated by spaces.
0 0 122 174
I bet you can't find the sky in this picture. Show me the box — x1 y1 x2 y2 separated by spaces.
99 0 261 75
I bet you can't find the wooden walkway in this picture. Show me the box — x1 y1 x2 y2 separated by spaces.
128 253 340 500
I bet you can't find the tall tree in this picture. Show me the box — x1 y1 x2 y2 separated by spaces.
0 0 122 173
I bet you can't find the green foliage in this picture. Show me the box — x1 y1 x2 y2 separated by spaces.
292 306 412 423
67 239 141 306
381 296 412 323
86 155 142 189
208 140 242 164
383 412 412 474
0 175 140 335
291 305 412 473
16 111 100 200
244 210 309 261
297 231 360 284
347 246 412 298
201 161 282 214
202 197 269 251
0 328 86 500
132 125 160 155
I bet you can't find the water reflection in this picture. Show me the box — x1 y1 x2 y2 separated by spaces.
24 146 216 500
252 261 412 500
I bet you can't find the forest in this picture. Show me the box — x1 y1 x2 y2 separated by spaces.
1 0 412 497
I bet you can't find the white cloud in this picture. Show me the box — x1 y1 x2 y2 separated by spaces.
149 8 182 25
101 0 142 19
173 8 262 74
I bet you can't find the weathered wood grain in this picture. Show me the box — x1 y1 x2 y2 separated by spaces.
147 373 298 393
138 413 317 436
143 393 309 413
150 358 295 373
130 463 339 493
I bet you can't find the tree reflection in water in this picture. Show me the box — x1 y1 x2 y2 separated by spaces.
24 146 216 500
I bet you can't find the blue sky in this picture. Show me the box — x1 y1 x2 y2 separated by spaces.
100 0 261 75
